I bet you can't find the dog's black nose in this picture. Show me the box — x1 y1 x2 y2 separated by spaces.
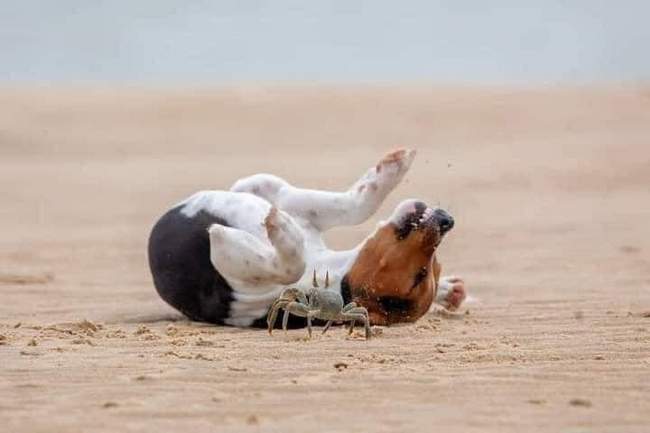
433 209 454 234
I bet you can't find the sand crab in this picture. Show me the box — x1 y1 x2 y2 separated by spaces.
267 271 371 339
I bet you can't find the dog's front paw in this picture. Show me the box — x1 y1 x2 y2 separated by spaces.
376 148 416 176
437 276 466 311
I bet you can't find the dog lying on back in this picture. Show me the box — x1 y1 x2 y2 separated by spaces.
148 149 466 328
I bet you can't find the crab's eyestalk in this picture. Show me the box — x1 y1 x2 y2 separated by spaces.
325 270 329 288
312 269 319 288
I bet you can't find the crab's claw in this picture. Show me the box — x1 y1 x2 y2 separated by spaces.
267 288 306 335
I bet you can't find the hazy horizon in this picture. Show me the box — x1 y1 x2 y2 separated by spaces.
2 1 649 84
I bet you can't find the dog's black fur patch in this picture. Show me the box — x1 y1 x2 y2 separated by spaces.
340 274 353 305
148 206 234 324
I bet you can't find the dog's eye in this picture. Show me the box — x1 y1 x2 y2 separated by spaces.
395 213 418 240
411 267 428 288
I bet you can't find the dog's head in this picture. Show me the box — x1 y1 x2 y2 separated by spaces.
343 199 454 325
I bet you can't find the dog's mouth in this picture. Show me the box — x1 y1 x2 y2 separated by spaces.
393 201 454 244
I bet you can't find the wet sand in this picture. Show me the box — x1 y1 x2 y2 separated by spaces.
1 85 649 432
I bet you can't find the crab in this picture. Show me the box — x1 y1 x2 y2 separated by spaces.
267 271 371 339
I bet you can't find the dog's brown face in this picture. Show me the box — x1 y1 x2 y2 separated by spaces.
343 200 454 325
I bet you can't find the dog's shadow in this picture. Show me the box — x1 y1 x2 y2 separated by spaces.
104 311 185 325
104 311 253 333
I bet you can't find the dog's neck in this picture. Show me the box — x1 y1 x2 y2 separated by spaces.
290 223 372 297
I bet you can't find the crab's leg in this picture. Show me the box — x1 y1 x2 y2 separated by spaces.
307 313 313 338
305 309 322 339
282 308 291 334
321 320 333 335
280 302 315 337
342 302 356 334
341 302 359 334
341 307 371 339
267 299 291 334
268 288 306 334
267 306 278 334
344 313 369 339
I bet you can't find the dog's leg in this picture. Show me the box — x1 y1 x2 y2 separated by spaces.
231 149 416 230
230 173 290 205
208 207 305 286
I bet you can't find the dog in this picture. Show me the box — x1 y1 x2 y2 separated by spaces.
148 149 466 328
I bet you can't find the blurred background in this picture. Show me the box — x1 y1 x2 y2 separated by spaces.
2 0 650 84
1 1 649 291
2 3 650 433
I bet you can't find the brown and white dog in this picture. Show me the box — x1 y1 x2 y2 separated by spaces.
148 149 466 328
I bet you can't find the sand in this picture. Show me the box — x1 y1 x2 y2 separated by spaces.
1 85 649 432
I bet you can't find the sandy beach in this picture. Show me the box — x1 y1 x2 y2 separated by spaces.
1 85 649 432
